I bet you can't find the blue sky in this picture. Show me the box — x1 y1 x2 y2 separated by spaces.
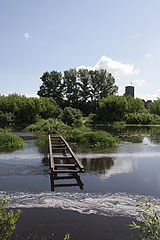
1 0 160 100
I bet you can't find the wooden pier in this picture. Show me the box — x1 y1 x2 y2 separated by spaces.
48 135 84 191
48 135 84 174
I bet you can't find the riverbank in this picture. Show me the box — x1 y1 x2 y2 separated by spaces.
12 208 136 240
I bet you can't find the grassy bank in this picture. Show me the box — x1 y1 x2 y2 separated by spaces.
0 131 24 150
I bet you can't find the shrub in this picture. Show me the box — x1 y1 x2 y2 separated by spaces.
67 129 118 146
0 195 21 240
124 112 155 124
62 107 82 126
96 95 128 122
0 132 24 150
129 198 160 239
25 118 69 134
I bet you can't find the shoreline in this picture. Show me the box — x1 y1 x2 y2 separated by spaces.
12 208 136 240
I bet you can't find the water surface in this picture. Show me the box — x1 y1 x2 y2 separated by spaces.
1 126 160 218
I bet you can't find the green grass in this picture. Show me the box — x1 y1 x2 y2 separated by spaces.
67 129 119 146
25 118 69 134
0 132 24 150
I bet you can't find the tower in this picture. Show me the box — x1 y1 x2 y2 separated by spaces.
125 86 134 98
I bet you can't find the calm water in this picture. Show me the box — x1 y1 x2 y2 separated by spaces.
1 126 160 218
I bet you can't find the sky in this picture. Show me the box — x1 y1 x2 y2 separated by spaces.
0 0 160 100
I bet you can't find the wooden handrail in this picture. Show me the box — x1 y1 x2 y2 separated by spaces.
48 134 54 170
60 135 84 171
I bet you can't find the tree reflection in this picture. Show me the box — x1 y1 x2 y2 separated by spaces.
81 157 114 174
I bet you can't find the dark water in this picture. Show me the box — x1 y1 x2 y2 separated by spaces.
1 126 160 218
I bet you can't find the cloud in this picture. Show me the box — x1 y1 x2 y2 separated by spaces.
132 79 148 87
24 32 31 39
145 53 152 59
145 89 160 100
77 56 139 77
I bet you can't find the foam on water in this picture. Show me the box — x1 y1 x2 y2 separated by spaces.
77 152 160 159
1 191 159 219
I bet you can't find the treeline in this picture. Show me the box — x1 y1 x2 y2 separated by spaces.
96 95 160 124
0 94 61 127
37 69 118 115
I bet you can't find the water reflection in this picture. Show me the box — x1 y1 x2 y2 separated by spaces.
80 156 132 178
101 159 132 179
49 173 84 191
81 157 114 174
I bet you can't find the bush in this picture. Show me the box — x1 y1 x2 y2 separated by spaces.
67 129 119 146
0 195 21 240
124 112 155 124
0 132 24 150
129 198 160 239
62 107 82 126
96 95 128 122
25 118 69 134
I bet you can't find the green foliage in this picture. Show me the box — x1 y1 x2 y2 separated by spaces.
149 100 160 116
0 132 24 150
63 69 79 108
125 112 155 124
129 199 160 239
64 233 70 240
0 195 21 240
25 118 69 134
0 94 62 127
62 107 82 126
37 71 64 105
38 69 118 114
126 96 145 113
96 95 128 122
67 129 119 146
0 111 14 128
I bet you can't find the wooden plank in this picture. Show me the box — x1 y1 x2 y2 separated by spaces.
53 169 79 173
52 147 67 150
52 144 66 147
60 135 84 172
53 156 73 160
48 135 54 170
54 164 75 167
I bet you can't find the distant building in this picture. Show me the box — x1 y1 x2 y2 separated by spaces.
142 99 152 109
125 86 134 98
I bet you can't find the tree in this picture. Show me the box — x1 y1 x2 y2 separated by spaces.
126 96 145 113
37 71 64 106
96 95 128 122
63 69 79 108
149 100 160 115
89 70 118 101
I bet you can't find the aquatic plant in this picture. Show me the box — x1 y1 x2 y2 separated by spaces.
0 195 21 240
64 233 70 239
129 198 160 239
25 118 69 134
0 132 24 150
67 129 118 146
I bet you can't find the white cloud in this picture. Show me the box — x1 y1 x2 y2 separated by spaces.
145 53 152 59
132 79 148 87
145 89 160 100
77 56 139 77
24 32 31 39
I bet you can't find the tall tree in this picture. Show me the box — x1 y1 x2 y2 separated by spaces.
63 69 79 108
37 71 64 105
90 69 118 101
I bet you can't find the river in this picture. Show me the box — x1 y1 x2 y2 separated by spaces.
1 126 160 219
